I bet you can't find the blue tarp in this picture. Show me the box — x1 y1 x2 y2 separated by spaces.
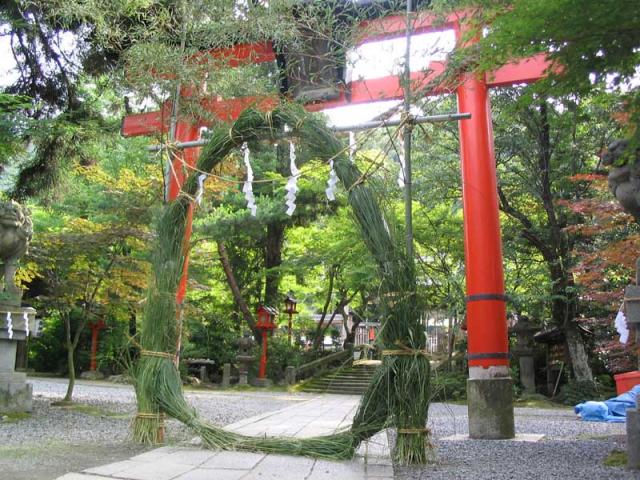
574 385 640 423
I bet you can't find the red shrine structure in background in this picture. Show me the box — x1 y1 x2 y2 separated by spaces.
121 8 548 439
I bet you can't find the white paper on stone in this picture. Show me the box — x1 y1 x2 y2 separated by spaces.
6 312 12 340
325 159 339 201
241 142 257 216
195 173 207 205
285 141 299 216
397 150 406 188
615 307 629 344
23 311 29 337
349 131 356 163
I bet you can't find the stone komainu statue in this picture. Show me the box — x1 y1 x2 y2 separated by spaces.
602 139 640 223
0 200 32 299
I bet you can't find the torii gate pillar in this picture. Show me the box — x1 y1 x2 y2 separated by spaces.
457 71 514 439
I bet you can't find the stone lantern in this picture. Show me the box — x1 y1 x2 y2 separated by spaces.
510 315 537 394
235 334 255 386
0 200 39 414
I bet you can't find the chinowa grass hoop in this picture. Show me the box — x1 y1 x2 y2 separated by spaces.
133 102 432 465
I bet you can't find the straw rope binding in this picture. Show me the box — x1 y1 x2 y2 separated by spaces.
397 428 431 435
381 349 429 357
140 349 175 360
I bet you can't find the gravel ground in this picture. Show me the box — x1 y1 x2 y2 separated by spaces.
392 403 634 480
0 378 309 480
0 379 635 480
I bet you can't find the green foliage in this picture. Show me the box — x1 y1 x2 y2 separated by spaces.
259 334 304 381
182 307 240 368
430 370 467 401
0 93 32 164
603 449 627 468
556 379 614 406
437 0 640 154
28 311 68 374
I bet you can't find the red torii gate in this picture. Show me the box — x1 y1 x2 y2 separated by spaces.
121 9 548 439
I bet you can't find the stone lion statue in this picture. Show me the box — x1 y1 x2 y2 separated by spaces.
602 139 640 222
0 200 32 301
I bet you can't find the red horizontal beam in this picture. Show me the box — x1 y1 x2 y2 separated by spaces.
121 108 169 137
121 8 549 137
121 54 549 137
198 11 465 68
487 53 550 87
357 11 463 43
200 96 280 122
199 41 276 67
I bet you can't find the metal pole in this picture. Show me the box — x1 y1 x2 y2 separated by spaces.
147 113 471 151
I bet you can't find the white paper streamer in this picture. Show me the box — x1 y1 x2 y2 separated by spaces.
24 312 29 337
325 160 339 201
242 143 257 216
6 312 12 340
285 141 299 216
615 306 629 344
195 173 207 205
397 150 406 188
349 131 356 163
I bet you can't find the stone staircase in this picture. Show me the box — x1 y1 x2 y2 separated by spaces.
298 361 380 395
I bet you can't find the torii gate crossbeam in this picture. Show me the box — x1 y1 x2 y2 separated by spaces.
122 9 549 440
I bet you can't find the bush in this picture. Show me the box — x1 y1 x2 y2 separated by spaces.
431 371 468 401
556 379 615 405
253 334 303 381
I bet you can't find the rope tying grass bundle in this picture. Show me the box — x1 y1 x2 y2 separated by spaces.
381 349 429 357
140 350 175 360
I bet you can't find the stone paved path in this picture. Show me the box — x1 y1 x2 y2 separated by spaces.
55 394 393 480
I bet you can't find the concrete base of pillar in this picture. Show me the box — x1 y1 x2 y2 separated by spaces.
250 377 273 388
0 371 32 413
627 407 640 469
467 377 515 439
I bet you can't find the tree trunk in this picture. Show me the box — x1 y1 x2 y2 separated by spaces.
564 321 594 383
498 99 595 384
217 241 258 336
63 314 75 402
344 313 362 348
264 222 285 307
312 266 336 351
446 314 455 371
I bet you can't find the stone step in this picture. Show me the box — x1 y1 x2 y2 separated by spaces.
302 386 369 394
298 363 379 395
